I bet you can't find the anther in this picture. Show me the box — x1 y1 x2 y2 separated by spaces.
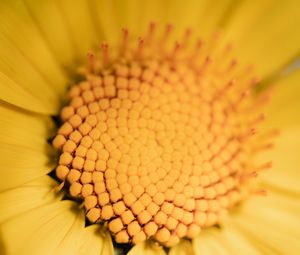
254 143 274 152
87 51 96 73
146 22 156 45
160 23 173 47
240 171 258 183
253 188 268 196
256 162 272 171
169 41 181 59
251 114 266 125
101 42 109 67
135 37 145 59
213 79 236 100
181 28 192 49
238 128 257 142
199 56 212 73
120 28 129 56
227 59 238 73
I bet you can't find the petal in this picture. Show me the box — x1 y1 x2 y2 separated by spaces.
258 71 300 193
0 102 53 147
224 0 300 78
1 194 114 255
99 230 114 255
54 218 113 255
1 201 81 255
0 0 68 114
193 228 232 255
234 197 300 254
0 72 55 114
264 70 300 129
0 142 53 192
193 226 262 255
24 0 99 65
260 128 300 194
0 176 61 224
0 105 54 191
169 240 194 255
127 242 167 255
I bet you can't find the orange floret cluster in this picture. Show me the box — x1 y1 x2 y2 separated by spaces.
52 26 271 247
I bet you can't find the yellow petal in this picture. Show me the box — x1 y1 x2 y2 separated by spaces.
0 102 55 191
0 1 68 114
1 201 81 255
0 72 55 114
54 217 113 255
258 128 300 195
264 70 300 129
24 0 99 64
0 102 53 148
89 0 121 45
127 242 166 255
193 226 262 255
224 0 300 78
234 197 300 254
0 176 61 224
99 230 114 255
193 228 232 255
257 71 300 193
78 226 113 255
169 240 194 255
23 0 76 66
0 141 53 192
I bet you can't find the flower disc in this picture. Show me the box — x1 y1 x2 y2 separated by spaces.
53 27 266 247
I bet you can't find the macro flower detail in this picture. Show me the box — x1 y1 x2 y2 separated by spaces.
52 26 272 247
0 1 300 255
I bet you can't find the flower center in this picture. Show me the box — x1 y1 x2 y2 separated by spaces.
52 25 271 247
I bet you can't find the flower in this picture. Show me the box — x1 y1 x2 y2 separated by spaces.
0 0 300 255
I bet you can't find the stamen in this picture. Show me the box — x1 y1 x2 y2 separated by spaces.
87 51 96 73
169 41 181 60
253 188 268 196
256 162 272 171
213 79 236 100
160 23 173 48
180 28 192 49
135 37 145 59
120 28 129 56
145 22 156 45
101 42 109 67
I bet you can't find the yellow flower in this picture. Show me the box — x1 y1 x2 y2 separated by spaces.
0 0 300 255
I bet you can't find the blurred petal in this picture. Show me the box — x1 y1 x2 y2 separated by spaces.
127 242 166 255
170 240 194 255
193 226 262 255
224 0 300 78
258 71 300 193
264 70 300 129
193 228 233 255
89 0 121 45
259 128 300 194
234 196 300 254
99 230 114 255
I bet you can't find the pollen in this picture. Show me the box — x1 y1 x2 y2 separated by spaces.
53 24 273 247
